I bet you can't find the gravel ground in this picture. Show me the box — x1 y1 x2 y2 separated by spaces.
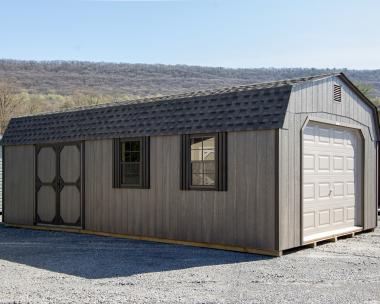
0 222 378 304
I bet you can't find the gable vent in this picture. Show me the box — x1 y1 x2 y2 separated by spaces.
333 84 342 102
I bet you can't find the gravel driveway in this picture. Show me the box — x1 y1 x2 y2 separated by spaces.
0 222 378 304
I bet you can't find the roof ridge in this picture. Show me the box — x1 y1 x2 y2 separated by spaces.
12 72 338 119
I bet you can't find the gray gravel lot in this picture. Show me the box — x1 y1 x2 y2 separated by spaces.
0 222 378 304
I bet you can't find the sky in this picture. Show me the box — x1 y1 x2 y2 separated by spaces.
0 0 379 69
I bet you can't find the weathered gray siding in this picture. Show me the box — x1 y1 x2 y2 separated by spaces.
4 145 34 225
85 130 278 251
279 76 378 250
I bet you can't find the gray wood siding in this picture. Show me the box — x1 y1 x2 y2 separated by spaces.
279 76 378 250
85 130 277 251
4 145 34 225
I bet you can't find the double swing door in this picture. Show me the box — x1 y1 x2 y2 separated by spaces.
35 142 83 227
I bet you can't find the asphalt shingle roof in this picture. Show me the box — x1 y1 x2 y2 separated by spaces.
1 74 334 145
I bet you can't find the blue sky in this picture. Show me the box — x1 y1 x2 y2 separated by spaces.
0 0 379 69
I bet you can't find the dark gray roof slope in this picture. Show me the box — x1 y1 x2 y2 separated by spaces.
2 74 334 145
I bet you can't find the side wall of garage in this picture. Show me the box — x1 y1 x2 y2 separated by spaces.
3 145 35 225
279 76 378 251
84 130 278 252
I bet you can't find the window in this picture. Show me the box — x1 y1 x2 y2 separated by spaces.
190 136 216 186
181 133 227 191
113 137 150 188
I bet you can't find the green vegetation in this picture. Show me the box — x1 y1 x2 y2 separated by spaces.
355 83 380 106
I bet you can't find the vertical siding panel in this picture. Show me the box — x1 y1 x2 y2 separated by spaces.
88 141 95 230
226 132 237 244
365 135 369 229
155 137 163 238
162 136 170 237
4 146 34 225
246 132 258 248
148 137 157 236
169 136 179 240
84 142 91 229
236 132 247 246
279 128 289 250
256 131 270 248
265 130 276 249
288 112 296 247
307 83 313 113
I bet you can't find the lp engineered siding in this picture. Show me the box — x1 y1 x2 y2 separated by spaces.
4 145 34 225
85 131 277 250
279 77 378 251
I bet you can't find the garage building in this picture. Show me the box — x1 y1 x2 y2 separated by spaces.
1 73 378 256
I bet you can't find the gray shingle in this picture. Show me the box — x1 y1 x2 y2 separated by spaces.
1 74 334 145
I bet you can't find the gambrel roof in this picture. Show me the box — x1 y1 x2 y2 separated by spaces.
2 73 376 145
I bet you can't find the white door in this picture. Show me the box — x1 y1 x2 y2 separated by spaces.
303 122 362 242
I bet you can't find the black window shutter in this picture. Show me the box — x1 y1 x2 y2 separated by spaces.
142 136 150 189
217 132 228 191
180 134 191 190
113 138 121 188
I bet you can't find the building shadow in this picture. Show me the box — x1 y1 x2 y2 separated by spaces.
0 224 271 279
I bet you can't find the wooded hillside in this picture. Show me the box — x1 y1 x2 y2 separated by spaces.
0 59 379 132
1 59 380 99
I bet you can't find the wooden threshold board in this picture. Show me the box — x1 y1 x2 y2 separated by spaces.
303 226 363 244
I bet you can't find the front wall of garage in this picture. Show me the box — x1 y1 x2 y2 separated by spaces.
279 76 378 250
84 130 278 251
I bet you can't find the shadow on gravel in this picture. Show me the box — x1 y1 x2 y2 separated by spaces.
0 225 270 279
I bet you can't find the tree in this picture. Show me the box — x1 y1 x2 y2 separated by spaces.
0 81 22 133
60 89 112 109
355 83 374 99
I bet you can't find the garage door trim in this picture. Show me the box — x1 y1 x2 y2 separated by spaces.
300 116 365 245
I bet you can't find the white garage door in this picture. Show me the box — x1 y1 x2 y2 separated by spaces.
303 122 362 242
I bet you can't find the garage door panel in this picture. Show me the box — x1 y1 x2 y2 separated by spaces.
318 182 331 199
318 155 330 173
304 126 316 142
332 182 344 197
333 130 345 145
318 210 331 226
346 157 354 171
303 154 315 172
333 156 344 172
346 182 355 196
318 127 330 144
303 183 315 200
303 212 316 230
332 208 344 224
303 122 362 241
